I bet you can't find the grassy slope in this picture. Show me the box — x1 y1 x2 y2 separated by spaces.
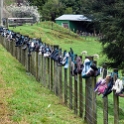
0 44 84 124
9 22 104 65
8 22 124 124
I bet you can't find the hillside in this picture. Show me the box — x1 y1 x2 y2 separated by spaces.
9 21 104 65
0 43 83 124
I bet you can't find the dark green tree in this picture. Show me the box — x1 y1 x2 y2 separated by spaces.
82 0 124 69
28 0 47 13
42 0 65 21
59 0 83 14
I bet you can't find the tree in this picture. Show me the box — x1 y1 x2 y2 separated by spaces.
59 0 83 14
7 4 40 22
28 0 47 14
42 0 65 21
82 0 124 69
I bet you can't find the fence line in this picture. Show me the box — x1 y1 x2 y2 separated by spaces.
0 35 123 124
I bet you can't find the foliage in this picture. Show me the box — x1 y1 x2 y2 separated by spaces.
6 4 41 22
82 0 124 69
26 0 84 21
28 0 47 14
59 0 83 14
41 0 65 21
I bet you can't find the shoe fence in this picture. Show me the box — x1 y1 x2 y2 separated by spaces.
0 34 123 124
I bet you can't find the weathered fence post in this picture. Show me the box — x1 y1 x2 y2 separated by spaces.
30 52 33 75
10 41 13 55
6 39 8 51
113 68 119 124
21 48 26 66
16 45 20 61
92 60 97 124
2 37 5 47
64 67 68 105
25 48 28 71
15 46 18 60
46 46 50 88
40 53 43 83
0 36 4 46
74 68 78 114
53 45 59 94
43 51 47 86
50 46 53 89
79 56 83 117
12 41 15 57
59 49 63 101
102 64 108 124
35 52 38 80
19 46 21 62
49 48 52 89
37 53 41 82
0 36 2 44
69 57 73 109
84 56 97 124
27 54 31 72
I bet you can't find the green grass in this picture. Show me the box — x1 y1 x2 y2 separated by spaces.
5 21 124 124
0 44 84 124
9 21 105 66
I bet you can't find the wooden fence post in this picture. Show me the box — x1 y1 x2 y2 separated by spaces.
69 57 73 109
59 65 63 100
28 54 31 72
53 45 59 94
21 48 26 66
49 51 52 89
37 53 41 82
102 64 108 124
20 47 24 65
3 37 5 47
30 52 33 75
25 48 28 71
50 54 53 90
12 41 15 57
64 67 68 105
113 68 119 124
79 56 83 117
40 53 43 83
6 39 9 51
1 37 3 46
47 56 50 88
10 41 13 55
59 49 63 101
0 36 4 46
92 61 97 124
19 46 21 62
35 52 38 80
17 46 20 61
84 56 97 124
74 70 78 115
